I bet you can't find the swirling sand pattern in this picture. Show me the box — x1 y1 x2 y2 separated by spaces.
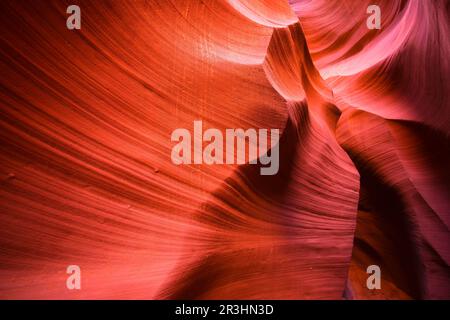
0 0 448 299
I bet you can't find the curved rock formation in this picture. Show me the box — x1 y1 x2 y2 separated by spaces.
0 0 448 299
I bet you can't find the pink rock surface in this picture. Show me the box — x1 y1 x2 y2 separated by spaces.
0 0 448 299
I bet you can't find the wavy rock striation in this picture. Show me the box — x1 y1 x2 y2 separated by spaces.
0 0 448 299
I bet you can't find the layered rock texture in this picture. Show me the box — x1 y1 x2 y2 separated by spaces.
0 0 448 299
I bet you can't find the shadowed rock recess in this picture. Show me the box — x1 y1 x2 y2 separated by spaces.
0 0 448 299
